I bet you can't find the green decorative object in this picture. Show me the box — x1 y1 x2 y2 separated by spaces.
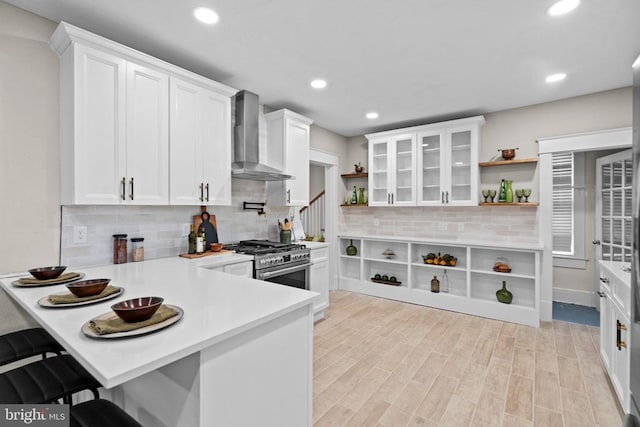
346 240 358 256
505 180 513 203
496 281 513 304
358 188 366 204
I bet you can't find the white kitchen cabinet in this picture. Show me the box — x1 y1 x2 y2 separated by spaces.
309 246 330 321
55 43 169 205
598 260 631 412
265 109 314 206
368 134 417 206
417 122 481 206
338 235 541 326
366 116 483 207
50 22 236 206
169 77 232 205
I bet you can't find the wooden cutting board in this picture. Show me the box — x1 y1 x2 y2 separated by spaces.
193 212 217 235
179 250 232 259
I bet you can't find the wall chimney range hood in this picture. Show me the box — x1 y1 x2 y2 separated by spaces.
232 90 293 181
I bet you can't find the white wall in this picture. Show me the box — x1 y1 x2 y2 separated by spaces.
0 2 59 332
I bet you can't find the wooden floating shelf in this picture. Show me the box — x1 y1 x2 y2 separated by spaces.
340 203 368 208
478 202 538 207
479 158 538 167
341 172 368 179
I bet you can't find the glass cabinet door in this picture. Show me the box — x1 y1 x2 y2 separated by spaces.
418 132 442 204
368 139 390 205
448 128 473 203
598 153 633 262
393 135 416 204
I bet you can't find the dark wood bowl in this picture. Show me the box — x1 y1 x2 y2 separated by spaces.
66 279 110 297
29 266 67 280
111 297 164 323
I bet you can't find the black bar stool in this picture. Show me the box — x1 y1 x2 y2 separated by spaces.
0 327 64 366
0 354 100 404
70 399 142 427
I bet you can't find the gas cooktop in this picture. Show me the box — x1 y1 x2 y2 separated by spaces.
223 240 307 255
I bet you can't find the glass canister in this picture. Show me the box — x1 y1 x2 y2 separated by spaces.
113 234 128 264
131 237 144 262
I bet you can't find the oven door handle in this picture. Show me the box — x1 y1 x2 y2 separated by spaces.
258 263 310 279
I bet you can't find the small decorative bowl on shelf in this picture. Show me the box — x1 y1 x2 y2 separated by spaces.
382 249 396 259
493 257 511 273
29 266 67 280
111 297 164 323
66 279 110 297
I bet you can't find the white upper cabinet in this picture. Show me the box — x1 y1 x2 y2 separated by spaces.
265 109 314 206
368 134 417 206
125 63 169 204
417 120 482 206
169 77 231 205
50 22 236 205
367 115 484 207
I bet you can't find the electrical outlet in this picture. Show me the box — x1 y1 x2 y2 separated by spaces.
457 223 465 232
373 218 380 226
438 222 447 231
73 226 87 244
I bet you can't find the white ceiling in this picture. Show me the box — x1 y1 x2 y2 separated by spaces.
6 0 640 137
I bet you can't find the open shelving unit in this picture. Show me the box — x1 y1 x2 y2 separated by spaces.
479 158 538 167
479 157 538 207
338 235 542 326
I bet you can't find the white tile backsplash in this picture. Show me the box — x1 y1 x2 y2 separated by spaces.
60 179 290 267
338 205 539 244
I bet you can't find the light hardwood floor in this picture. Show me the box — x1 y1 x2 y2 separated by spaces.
313 290 623 427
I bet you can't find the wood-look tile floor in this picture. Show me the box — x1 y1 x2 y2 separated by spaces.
313 290 623 427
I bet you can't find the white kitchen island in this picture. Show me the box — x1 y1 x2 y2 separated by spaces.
0 256 318 427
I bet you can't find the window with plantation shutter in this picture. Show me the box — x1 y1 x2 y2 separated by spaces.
552 152 586 266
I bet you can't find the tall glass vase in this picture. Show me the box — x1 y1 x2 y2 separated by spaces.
505 180 513 203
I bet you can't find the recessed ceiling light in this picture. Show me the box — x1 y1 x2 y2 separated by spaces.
366 112 379 119
545 73 567 83
310 79 327 89
547 0 580 16
193 7 219 24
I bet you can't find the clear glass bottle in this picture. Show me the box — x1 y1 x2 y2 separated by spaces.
441 269 449 293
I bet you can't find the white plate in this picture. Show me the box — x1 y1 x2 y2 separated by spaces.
38 286 124 308
12 273 86 288
81 305 183 339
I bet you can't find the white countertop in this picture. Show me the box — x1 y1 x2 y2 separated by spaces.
338 234 544 251
599 260 632 287
0 256 317 388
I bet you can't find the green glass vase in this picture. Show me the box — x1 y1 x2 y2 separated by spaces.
346 240 358 256
496 281 513 304
505 180 513 203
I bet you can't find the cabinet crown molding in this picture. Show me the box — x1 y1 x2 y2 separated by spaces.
365 115 485 140
264 109 314 126
49 21 238 98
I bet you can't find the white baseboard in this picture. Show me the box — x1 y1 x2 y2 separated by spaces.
553 288 597 307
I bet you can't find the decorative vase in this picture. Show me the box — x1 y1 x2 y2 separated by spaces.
358 188 365 204
496 281 513 304
346 240 358 256
505 180 513 203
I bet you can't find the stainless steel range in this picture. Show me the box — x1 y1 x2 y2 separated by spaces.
224 240 311 289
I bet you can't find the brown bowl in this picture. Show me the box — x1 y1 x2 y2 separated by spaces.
66 279 110 297
498 148 518 160
29 266 67 280
210 243 223 252
111 297 164 323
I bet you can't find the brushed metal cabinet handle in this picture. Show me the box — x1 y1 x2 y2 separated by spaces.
445 191 449 204
199 183 204 202
592 240 601 245
441 191 444 204
129 177 134 200
205 183 210 202
287 189 291 204
597 291 606 298
600 277 609 284
121 177 126 201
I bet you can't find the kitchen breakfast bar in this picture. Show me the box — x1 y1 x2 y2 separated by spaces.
0 256 318 427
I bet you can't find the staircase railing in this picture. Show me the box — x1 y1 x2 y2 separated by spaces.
300 190 325 237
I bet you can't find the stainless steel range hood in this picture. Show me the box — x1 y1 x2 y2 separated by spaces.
232 90 293 181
